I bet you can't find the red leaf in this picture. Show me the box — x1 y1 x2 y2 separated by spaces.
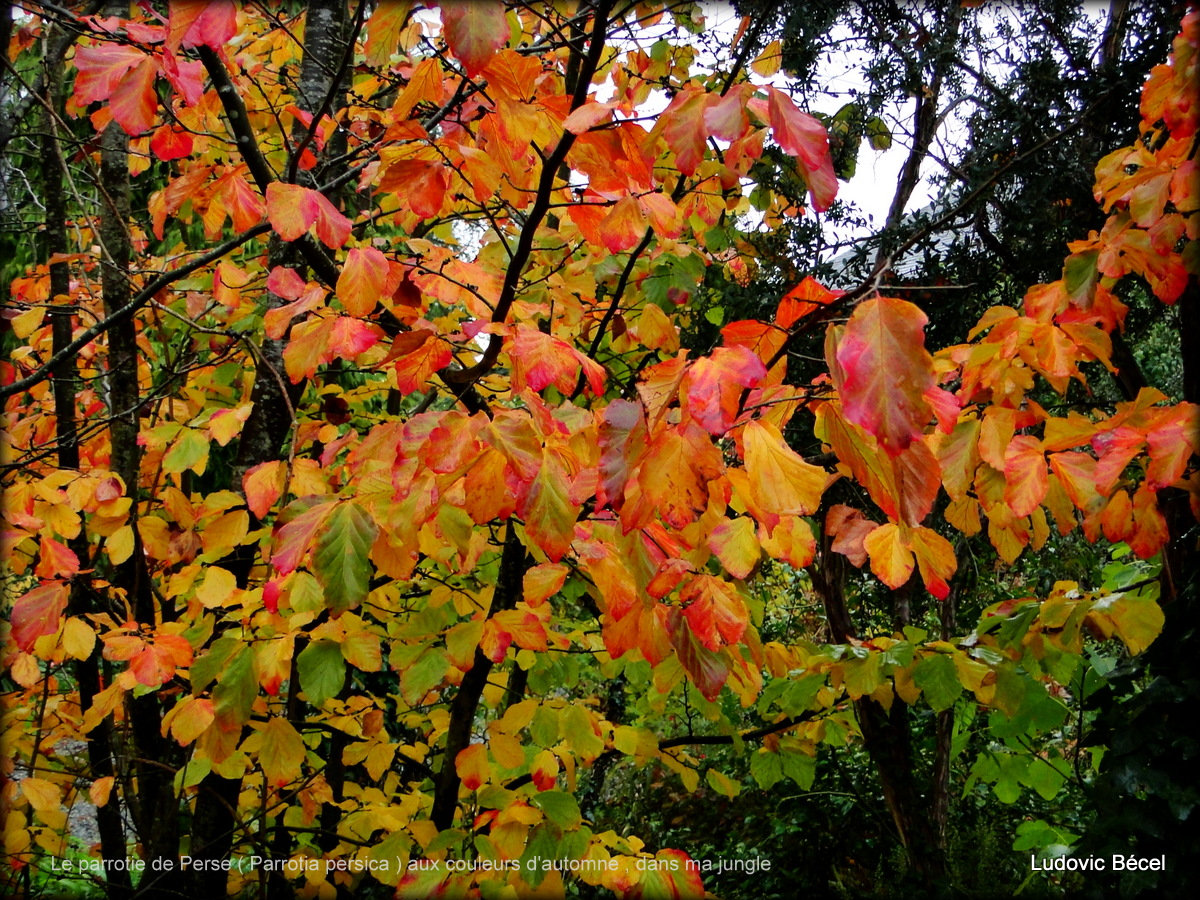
12 583 68 651
150 125 193 161
380 159 449 218
681 575 749 651
441 0 508 76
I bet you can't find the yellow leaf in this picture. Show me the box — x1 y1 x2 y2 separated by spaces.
743 419 827 517
751 40 782 77
200 510 250 557
196 566 237 608
169 696 215 746
62 618 97 660
260 717 306 787
108 524 134 565
488 730 527 771
20 777 61 812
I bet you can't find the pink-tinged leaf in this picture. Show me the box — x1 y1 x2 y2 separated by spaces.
563 101 617 134
310 192 352 248
598 195 649 254
266 184 350 247
268 266 308 301
36 536 80 580
909 526 956 600
597 399 647 509
440 0 508 76
826 505 874 567
167 0 238 52
73 44 146 106
704 84 752 141
328 317 382 359
109 56 160 136
683 345 766 435
1004 435 1048 518
271 501 335 575
218 170 266 231
158 51 206 107
658 89 710 176
707 516 761 580
863 522 914 589
834 296 936 456
510 327 604 396
765 87 837 212
336 247 390 317
150 125 193 161
12 582 68 651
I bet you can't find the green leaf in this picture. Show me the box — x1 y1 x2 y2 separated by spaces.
531 790 582 830
913 654 961 712
192 635 240 694
781 751 816 790
163 428 209 474
312 501 378 613
212 645 256 726
297 639 346 707
750 750 784 789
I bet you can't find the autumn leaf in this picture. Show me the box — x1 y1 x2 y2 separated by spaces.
12 582 68 651
260 717 306 786
337 247 390 317
834 296 937 456
741 419 827 519
765 87 838 212
440 1 509 76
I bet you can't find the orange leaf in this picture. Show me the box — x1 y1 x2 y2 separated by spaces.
109 56 159 136
336 247 390 317
863 522 914 589
1004 435 1048 518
